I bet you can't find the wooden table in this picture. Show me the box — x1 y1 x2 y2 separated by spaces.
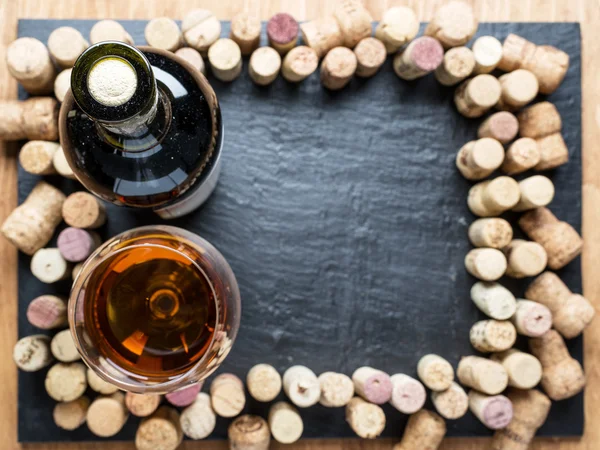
1 0 598 449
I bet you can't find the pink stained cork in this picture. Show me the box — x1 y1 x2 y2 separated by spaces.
353 367 393 405
57 227 99 262
480 396 513 429
165 381 204 407
267 13 299 45
390 374 427 414
26 295 67 329
410 37 444 72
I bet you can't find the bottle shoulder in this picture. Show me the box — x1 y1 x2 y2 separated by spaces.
60 49 222 209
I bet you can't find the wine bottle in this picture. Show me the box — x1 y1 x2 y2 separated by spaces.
59 41 223 219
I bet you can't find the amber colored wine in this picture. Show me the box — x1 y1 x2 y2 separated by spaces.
83 236 221 378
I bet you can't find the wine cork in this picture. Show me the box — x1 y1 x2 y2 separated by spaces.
534 132 569 170
62 191 107 229
13 335 53 372
518 101 562 138
230 12 261 55
182 9 222 55
72 262 84 280
228 415 270 450
375 6 419 54
519 208 582 270
455 138 504 180
210 373 246 417
136 406 183 450
431 382 469 420
464 248 507 281
87 393 129 437
470 320 517 353
434 46 475 86
180 392 216 439
300 17 344 58
424 1 478 49
145 17 183 52
174 47 206 75
511 299 553 337
454 74 502 118
281 46 319 82
52 146 76 179
393 410 446 450
48 26 89 68
318 372 354 407
31 248 70 284
45 362 87 402
417 354 454 391
283 365 321 408
27 295 67 330
87 369 118 395
333 0 373 49
267 13 299 55
6 37 56 94
166 382 203 407
498 34 569 94
457 356 508 395
491 349 543 389
389 374 426 414
1 181 65 255
513 176 555 213
467 176 521 217
208 38 243 82
393 36 444 81
525 272 595 338
496 69 539 111
90 20 134 45
478 112 519 144
468 390 513 430
345 397 386 439
501 137 540 175
354 37 386 78
352 366 392 404
54 396 90 430
472 36 503 75
57 227 100 263
503 239 548 279
529 329 585 400
19 140 59 175
0 97 59 141
471 281 517 320
126 392 161 417
247 363 282 402
268 402 303 444
321 46 357 90
249 47 281 86
54 69 72 103
468 218 513 249
51 329 80 362
491 389 551 450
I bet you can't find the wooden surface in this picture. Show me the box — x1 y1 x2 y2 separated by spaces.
0 1 598 449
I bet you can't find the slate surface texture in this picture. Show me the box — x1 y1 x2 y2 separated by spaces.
16 20 582 442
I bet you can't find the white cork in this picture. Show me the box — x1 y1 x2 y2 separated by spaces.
471 281 517 320
472 36 503 74
88 57 137 107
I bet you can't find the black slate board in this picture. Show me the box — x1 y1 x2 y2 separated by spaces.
16 19 583 442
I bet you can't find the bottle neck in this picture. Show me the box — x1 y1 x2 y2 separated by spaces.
71 41 165 146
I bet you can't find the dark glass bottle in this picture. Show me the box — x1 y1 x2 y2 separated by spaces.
59 42 223 219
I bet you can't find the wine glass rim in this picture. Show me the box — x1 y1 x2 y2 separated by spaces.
69 226 220 394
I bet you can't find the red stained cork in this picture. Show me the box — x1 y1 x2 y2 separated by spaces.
165 381 204 407
26 295 67 329
57 227 98 262
267 13 299 45
411 37 444 71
